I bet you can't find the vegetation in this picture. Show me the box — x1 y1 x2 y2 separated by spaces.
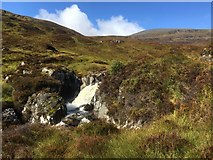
100 52 212 126
2 111 212 158
110 61 124 75
1 10 212 159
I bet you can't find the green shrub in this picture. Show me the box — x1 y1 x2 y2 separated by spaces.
110 61 124 75
1 82 13 102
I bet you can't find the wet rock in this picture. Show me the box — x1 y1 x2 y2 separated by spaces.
81 72 106 89
81 104 94 112
57 71 107 127
61 111 88 126
62 115 81 126
51 69 81 102
61 105 96 126
22 90 67 124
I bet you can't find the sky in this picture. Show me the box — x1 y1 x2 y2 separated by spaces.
2 2 212 36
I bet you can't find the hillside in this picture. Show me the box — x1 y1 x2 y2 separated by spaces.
1 10 95 50
4 10 204 76
131 28 211 44
1 10 212 159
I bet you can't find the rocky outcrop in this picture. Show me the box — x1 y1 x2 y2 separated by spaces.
10 64 81 122
94 87 144 129
51 69 81 102
22 90 67 124
81 72 106 89
13 68 110 127
57 72 107 126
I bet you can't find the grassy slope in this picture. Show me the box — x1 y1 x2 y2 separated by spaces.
1 10 212 158
2 112 212 158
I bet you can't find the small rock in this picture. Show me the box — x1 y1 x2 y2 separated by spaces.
3 108 18 124
21 61 25 66
81 104 94 112
80 117 90 124
42 67 54 76
62 115 81 126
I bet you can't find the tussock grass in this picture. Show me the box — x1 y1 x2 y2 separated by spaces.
2 112 211 158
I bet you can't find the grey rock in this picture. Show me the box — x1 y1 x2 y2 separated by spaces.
81 72 106 89
3 108 18 124
22 90 66 124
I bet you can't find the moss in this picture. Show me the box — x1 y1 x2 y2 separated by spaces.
122 77 140 93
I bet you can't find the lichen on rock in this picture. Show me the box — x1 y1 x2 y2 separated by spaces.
22 90 67 124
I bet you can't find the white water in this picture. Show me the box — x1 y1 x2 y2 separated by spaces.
66 83 99 113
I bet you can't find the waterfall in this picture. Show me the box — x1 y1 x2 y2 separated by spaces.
56 72 107 126
66 83 99 113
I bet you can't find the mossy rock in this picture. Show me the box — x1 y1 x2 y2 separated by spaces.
22 90 67 124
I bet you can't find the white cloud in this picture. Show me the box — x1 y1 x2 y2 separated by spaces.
96 16 143 36
35 4 144 36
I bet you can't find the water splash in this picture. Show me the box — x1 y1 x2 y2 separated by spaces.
66 83 99 113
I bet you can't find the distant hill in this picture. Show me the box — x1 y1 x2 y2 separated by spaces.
131 28 211 44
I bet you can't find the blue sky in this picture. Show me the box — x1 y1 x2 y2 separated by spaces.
2 2 211 36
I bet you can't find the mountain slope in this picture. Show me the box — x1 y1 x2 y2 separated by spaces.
131 28 211 44
1 10 96 52
2 10 189 76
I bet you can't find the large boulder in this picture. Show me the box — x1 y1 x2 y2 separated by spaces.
22 90 67 124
